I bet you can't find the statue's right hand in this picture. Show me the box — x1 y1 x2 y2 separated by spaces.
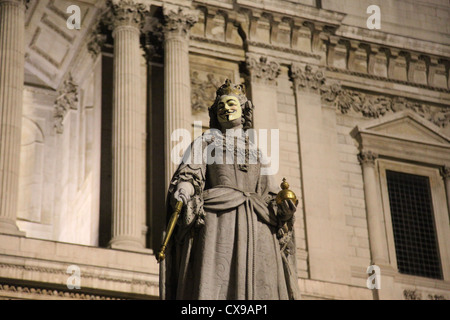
174 182 194 205
174 188 190 205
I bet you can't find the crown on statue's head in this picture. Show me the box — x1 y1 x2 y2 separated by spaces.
216 79 247 104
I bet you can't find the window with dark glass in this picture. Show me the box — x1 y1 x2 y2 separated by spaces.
386 170 443 280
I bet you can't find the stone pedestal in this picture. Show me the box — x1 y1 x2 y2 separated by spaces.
0 0 27 236
108 0 147 250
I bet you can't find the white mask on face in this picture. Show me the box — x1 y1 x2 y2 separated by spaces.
217 95 242 124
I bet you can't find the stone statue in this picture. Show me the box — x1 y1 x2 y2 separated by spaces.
159 79 301 300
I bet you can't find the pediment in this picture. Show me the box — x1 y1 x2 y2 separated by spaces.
353 110 450 145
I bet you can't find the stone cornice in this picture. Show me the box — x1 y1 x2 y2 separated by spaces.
326 66 450 94
234 0 345 27
189 1 450 93
337 25 450 60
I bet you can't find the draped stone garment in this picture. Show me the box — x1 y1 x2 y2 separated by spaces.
160 132 300 300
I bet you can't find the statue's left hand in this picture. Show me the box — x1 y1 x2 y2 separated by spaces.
279 199 297 222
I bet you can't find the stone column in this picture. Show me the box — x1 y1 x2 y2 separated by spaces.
108 0 147 250
290 63 350 283
358 151 389 266
245 53 280 131
0 0 27 236
440 166 450 215
162 4 198 188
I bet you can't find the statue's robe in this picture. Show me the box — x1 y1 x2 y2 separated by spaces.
160 130 300 300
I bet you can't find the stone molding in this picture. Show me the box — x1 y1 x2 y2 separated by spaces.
327 66 450 93
54 74 78 134
246 40 322 60
403 289 446 300
325 37 450 92
335 88 450 129
0 282 122 300
246 53 280 85
191 2 450 92
0 262 157 288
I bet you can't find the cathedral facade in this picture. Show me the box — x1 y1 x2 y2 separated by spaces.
0 0 449 299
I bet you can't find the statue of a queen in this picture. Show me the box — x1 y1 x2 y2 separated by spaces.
159 79 301 300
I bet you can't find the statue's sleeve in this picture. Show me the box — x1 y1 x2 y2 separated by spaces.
167 137 207 231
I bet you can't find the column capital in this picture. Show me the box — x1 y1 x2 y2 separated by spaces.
290 63 325 92
162 4 198 38
357 150 378 166
107 0 148 30
290 62 342 103
246 53 280 86
439 165 450 179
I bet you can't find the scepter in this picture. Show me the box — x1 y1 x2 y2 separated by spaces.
156 200 184 263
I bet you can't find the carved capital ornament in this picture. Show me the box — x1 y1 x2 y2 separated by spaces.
107 0 148 30
54 75 79 134
246 54 280 85
357 151 378 166
440 166 450 179
162 4 198 38
290 63 342 103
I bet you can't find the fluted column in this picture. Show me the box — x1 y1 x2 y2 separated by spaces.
0 0 27 236
163 4 198 188
358 151 389 266
108 0 147 250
